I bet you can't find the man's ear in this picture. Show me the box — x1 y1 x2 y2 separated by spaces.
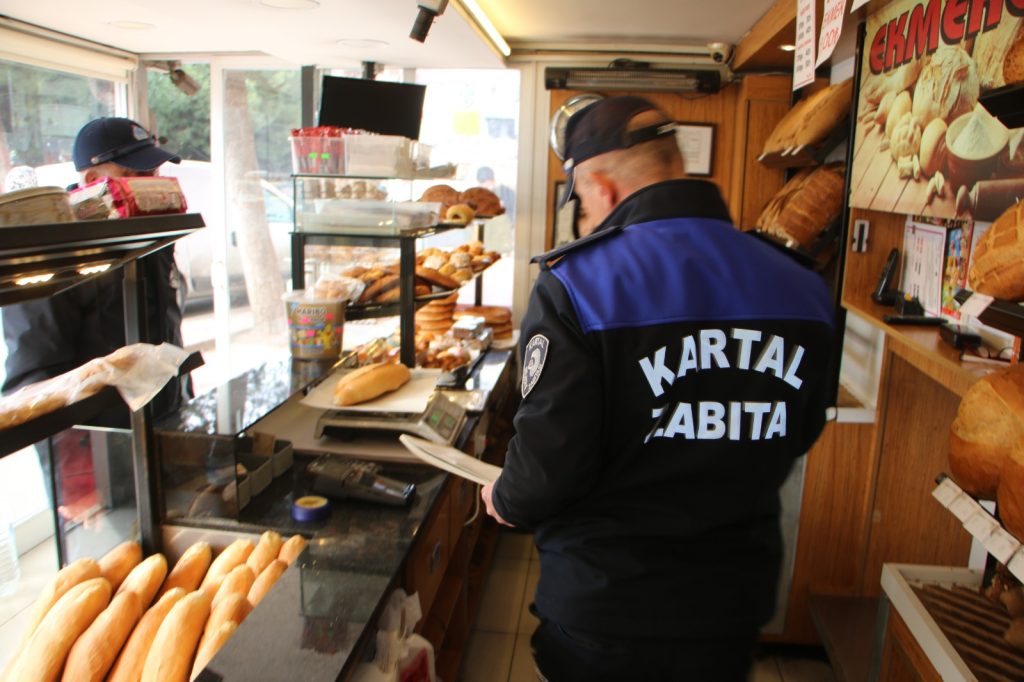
593 172 618 211
82 168 102 185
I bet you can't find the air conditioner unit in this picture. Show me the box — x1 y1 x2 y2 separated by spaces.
545 65 722 93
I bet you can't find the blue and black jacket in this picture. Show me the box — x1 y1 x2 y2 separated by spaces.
492 179 836 639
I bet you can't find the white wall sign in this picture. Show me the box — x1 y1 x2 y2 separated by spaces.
816 0 847 67
794 0 817 90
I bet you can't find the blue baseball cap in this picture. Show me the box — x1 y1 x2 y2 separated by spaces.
559 96 676 208
73 117 181 172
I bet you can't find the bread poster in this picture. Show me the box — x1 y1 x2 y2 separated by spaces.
850 0 1024 221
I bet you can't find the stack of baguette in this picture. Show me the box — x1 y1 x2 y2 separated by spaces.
1 531 307 682
761 79 853 157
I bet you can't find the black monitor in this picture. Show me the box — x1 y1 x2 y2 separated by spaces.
318 76 427 140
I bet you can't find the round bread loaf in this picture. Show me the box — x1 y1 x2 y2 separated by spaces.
949 363 1024 498
969 201 1024 300
1005 28 1024 85
998 445 1024 539
420 184 459 206
459 187 503 216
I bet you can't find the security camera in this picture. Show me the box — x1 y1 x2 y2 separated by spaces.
707 42 733 64
410 0 449 43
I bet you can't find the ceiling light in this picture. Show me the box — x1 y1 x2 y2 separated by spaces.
337 39 390 49
108 20 154 30
258 0 320 9
453 0 511 58
16 273 54 286
78 264 112 275
779 44 796 52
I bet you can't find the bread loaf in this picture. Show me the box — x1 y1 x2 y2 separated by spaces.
756 164 846 247
62 590 142 682
968 201 1024 301
333 362 411 406
4 577 111 682
117 553 167 609
199 539 255 599
278 535 307 566
190 621 237 681
949 363 1024 498
141 591 211 682
459 187 503 216
99 541 142 591
246 531 283 577
445 203 475 224
202 592 251 643
212 564 255 611
762 97 814 155
793 79 854 148
248 560 287 608
0 557 101 681
158 542 212 598
999 446 1024 540
109 588 189 682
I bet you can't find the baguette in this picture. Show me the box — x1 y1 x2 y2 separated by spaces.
4 577 111 682
117 553 167 610
245 531 283 577
99 541 142 591
108 587 188 682
202 592 251 644
0 557 100 682
190 621 237 681
61 590 142 682
158 542 212 598
141 591 211 682
211 564 255 611
333 362 411 406
277 535 307 566
247 560 287 608
199 539 255 599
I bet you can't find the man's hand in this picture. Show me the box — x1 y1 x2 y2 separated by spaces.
481 481 514 527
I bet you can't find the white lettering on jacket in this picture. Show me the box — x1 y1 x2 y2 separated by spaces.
643 400 788 443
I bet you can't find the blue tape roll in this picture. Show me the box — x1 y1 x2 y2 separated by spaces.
291 495 331 522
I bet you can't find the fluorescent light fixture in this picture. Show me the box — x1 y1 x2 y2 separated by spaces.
15 273 54 286
337 39 390 49
108 20 154 30
78 264 112 275
454 0 510 58
258 0 320 9
779 44 796 52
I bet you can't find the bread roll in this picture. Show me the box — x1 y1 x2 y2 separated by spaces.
445 203 475 224
4 577 111 682
969 201 1024 301
248 560 287 608
158 542 212 598
199 539 255 599
333 362 411 406
278 535 307 566
99 541 142 592
62 590 142 682
245 531 283 577
109 587 189 682
211 564 255 611
141 590 211 682
190 621 237 681
949 363 1024 498
1000 446 1024 540
202 592 251 643
0 557 101 681
117 553 167 610
919 118 948 178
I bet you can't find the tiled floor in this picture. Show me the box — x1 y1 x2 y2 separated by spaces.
459 530 837 682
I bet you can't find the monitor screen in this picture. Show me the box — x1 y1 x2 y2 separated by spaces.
318 76 427 140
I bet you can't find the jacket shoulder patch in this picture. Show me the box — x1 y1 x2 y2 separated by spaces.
522 334 549 398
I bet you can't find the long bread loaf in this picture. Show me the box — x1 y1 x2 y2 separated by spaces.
158 542 212 598
199 539 255 599
99 541 142 591
277 535 307 566
245 531 283 577
140 591 211 682
211 564 255 611
108 587 188 682
190 621 237 681
61 590 142 682
333 362 411 406
247 560 287 608
117 553 167 610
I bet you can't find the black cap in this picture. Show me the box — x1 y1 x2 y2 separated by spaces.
73 117 181 172
559 96 676 208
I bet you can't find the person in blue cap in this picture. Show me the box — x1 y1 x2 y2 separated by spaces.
2 117 190 515
480 97 837 681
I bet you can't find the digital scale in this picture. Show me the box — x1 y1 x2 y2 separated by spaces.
313 391 475 446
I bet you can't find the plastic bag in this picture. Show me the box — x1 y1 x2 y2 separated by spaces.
308 273 365 303
351 589 435 682
67 343 191 411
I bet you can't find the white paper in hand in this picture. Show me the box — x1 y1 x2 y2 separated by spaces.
399 434 501 485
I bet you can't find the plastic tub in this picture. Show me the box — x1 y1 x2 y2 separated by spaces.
344 134 413 176
290 136 346 175
284 292 346 359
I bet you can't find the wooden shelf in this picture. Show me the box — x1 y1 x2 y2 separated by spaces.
843 295 996 398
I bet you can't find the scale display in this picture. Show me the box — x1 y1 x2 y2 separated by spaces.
314 392 467 446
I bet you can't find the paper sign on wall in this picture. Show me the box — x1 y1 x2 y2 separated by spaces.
793 0 817 90
816 0 847 67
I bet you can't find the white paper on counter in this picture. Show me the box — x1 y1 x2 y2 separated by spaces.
399 434 501 485
301 368 442 414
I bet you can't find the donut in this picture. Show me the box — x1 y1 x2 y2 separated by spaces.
445 203 476 224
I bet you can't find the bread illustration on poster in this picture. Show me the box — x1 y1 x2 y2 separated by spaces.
850 0 1023 222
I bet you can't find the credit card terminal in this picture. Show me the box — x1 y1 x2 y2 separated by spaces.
307 456 415 506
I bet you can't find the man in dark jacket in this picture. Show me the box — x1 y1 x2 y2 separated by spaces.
481 97 836 681
1 117 190 517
